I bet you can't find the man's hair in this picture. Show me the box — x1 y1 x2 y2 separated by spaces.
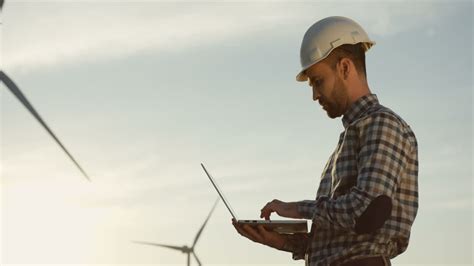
327 43 367 78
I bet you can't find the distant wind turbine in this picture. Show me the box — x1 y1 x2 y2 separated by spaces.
132 198 220 266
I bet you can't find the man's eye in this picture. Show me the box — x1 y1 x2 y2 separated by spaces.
314 79 323 86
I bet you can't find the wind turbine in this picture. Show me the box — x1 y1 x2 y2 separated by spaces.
0 1 90 181
133 198 219 266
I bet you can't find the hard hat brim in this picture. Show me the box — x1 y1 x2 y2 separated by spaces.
295 40 376 82
296 71 308 82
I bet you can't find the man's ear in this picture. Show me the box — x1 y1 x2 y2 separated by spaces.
338 58 351 80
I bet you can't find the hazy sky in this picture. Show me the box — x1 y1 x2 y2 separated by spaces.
1 0 472 265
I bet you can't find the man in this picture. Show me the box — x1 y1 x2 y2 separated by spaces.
232 16 418 266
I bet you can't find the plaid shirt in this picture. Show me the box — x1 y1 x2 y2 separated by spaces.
283 94 418 266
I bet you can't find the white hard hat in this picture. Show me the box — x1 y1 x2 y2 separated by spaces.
296 16 375 82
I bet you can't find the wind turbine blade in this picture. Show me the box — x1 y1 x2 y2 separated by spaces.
192 252 202 266
131 240 185 252
192 197 219 248
0 0 4 11
0 71 91 181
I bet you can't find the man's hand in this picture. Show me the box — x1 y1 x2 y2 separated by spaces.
260 199 301 220
232 218 286 250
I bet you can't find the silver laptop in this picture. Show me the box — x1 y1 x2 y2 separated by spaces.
201 163 307 234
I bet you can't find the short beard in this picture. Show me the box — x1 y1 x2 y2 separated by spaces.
325 76 348 118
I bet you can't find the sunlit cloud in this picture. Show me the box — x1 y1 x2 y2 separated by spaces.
2 3 298 72
2 1 455 72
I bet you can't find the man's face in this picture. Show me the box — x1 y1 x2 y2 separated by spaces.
305 60 349 118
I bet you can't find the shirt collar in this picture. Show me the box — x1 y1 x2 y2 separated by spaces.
342 93 379 128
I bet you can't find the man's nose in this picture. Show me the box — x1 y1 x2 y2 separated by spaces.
312 87 320 101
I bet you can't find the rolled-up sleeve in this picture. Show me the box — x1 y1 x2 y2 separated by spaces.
297 200 318 220
280 232 310 260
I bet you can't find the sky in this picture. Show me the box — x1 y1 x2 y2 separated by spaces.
0 0 472 265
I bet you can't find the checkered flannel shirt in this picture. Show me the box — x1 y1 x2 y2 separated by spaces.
282 94 418 266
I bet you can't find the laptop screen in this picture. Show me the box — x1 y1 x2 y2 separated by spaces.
201 163 238 220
